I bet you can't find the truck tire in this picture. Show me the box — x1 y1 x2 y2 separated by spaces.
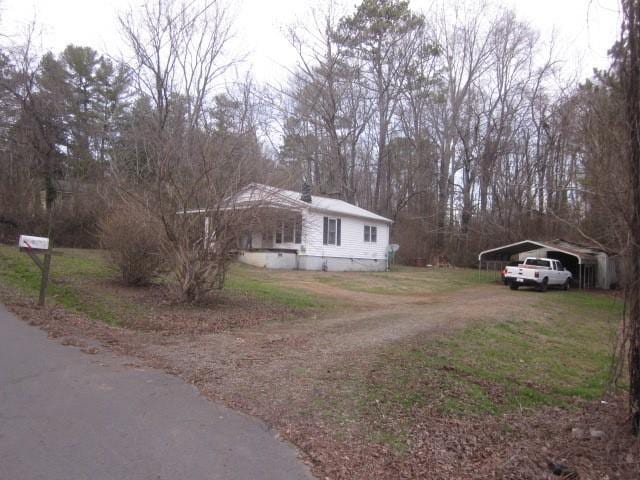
563 279 571 291
509 283 519 290
538 277 548 292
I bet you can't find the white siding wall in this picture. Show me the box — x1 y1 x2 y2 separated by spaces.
302 210 390 260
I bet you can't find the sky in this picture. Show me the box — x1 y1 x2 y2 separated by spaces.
0 0 622 84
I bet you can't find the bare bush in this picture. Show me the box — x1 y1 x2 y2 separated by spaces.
116 0 270 302
99 203 163 286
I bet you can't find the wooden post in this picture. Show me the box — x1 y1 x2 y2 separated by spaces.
23 247 56 307
39 252 52 306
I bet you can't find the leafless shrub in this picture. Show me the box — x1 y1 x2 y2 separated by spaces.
99 202 163 286
115 0 278 303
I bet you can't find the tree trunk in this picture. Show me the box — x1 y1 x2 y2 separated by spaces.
436 138 452 250
623 0 640 436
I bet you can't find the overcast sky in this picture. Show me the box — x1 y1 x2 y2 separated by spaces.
0 0 622 84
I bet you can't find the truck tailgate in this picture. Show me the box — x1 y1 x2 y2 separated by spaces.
507 266 542 281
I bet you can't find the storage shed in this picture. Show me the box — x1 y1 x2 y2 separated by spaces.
478 239 617 289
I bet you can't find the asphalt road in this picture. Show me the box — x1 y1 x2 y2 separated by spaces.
0 303 312 480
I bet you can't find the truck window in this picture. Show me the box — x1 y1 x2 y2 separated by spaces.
543 260 550 268
528 259 550 268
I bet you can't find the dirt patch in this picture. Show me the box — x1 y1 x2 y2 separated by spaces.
76 278 305 334
1 282 637 479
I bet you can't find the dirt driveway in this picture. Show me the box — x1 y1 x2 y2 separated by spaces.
135 283 535 417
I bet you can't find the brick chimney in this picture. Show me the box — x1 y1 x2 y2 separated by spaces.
301 181 312 203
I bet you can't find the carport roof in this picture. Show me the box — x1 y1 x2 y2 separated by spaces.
478 239 602 264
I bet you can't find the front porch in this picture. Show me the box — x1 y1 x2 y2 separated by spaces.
238 211 304 252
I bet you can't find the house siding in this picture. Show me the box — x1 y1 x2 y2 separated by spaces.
302 210 389 261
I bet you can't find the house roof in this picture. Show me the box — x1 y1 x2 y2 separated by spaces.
478 239 605 264
227 183 393 224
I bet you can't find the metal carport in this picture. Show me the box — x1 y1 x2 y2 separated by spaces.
478 239 600 289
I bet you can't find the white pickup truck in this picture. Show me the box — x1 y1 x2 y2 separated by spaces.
503 257 572 292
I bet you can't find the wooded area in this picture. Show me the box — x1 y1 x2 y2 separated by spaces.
0 0 629 266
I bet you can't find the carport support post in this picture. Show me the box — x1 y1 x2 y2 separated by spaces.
579 263 583 289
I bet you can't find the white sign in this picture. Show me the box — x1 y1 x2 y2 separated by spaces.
18 235 50 251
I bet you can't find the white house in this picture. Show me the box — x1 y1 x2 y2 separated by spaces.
229 183 392 271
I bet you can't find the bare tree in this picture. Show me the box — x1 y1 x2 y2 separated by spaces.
0 24 62 211
336 0 426 215
282 1 371 201
117 0 259 302
621 0 640 435
428 0 495 249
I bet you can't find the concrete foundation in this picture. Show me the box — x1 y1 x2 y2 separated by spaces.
297 255 386 272
237 250 387 272
237 251 298 269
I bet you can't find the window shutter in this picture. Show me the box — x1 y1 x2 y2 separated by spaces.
323 217 328 245
337 218 341 246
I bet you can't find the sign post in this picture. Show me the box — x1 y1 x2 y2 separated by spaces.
18 235 54 307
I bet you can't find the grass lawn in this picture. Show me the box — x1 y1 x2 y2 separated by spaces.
0 245 127 325
299 265 496 296
225 263 335 309
0 245 496 320
0 245 334 325
325 289 624 452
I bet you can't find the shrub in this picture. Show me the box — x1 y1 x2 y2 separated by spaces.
98 203 163 286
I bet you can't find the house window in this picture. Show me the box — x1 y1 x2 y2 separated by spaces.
295 222 302 243
364 225 377 243
328 219 337 245
275 217 302 244
283 221 293 243
323 216 341 246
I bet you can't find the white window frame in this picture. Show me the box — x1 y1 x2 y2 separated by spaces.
327 218 337 245
364 225 377 243
274 219 302 245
